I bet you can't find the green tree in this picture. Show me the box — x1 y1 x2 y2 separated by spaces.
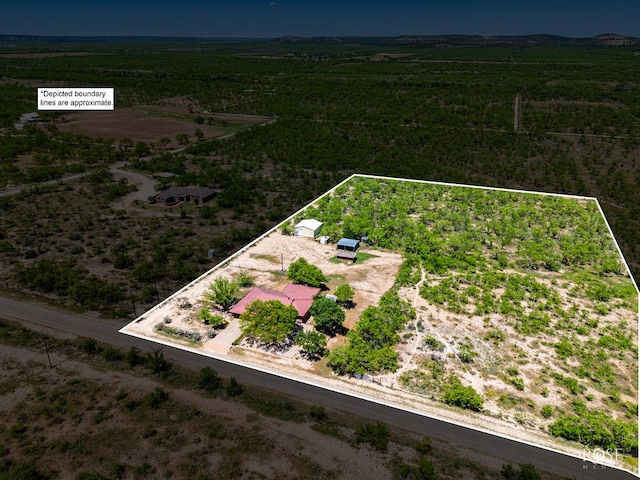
197 366 222 392
287 257 327 287
207 278 239 310
442 377 484 411
501 463 541 480
240 300 298 344
334 283 355 306
134 141 150 156
199 308 227 328
310 297 345 334
295 330 327 359
355 422 390 452
176 133 190 145
159 136 171 149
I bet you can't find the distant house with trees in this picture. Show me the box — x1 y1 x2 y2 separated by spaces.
15 112 39 130
154 186 215 206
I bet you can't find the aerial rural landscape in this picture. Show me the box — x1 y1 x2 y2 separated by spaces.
0 27 639 480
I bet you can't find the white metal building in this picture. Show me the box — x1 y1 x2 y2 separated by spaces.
294 219 323 238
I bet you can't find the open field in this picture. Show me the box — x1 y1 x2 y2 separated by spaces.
55 105 272 147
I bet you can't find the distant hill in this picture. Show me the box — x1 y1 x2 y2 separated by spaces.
275 33 640 47
0 33 638 47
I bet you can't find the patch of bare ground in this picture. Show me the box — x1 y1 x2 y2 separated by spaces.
121 234 635 470
127 233 403 355
54 108 225 145
390 270 637 438
0 344 405 480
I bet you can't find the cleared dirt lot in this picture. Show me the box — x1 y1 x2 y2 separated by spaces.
124 232 404 358
53 101 272 146
55 108 226 144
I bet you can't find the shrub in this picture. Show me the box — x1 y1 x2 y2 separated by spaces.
200 308 227 328
310 297 345 334
197 367 222 392
510 377 525 391
101 347 124 362
80 337 100 355
458 344 476 364
541 405 553 418
442 378 484 411
226 377 244 397
236 270 254 288
125 346 144 367
484 329 505 343
287 257 326 287
334 283 355 305
309 405 327 421
424 336 445 351
143 387 169 409
355 422 390 452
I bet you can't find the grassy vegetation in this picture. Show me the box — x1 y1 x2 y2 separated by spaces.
0 41 639 319
0 318 566 479
0 38 638 466
308 176 636 453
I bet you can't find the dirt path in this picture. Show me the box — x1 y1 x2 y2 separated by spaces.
396 267 427 378
109 164 158 209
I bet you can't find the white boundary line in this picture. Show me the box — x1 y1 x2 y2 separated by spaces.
119 173 639 477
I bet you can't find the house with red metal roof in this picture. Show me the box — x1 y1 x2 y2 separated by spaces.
229 283 321 320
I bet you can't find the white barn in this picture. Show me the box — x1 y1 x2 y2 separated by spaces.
294 219 323 238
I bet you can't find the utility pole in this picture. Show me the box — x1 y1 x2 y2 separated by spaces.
129 288 138 317
43 336 53 368
514 93 521 132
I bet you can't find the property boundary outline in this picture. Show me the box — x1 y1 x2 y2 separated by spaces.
120 173 640 477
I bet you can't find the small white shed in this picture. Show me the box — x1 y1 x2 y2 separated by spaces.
294 219 323 238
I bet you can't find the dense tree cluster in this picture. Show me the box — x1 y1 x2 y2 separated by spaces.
309 297 345 334
328 292 415 375
239 300 298 345
15 259 124 315
548 401 637 455
286 257 327 287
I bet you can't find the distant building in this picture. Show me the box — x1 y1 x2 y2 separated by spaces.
154 186 215 206
14 112 40 130
229 283 321 320
294 219 323 238
336 238 360 262
152 172 177 181
20 112 39 123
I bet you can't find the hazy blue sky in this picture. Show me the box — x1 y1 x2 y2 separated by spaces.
2 1 639 38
